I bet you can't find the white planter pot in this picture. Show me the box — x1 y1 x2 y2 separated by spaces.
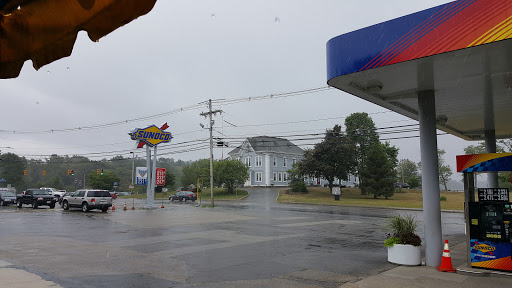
387 244 421 266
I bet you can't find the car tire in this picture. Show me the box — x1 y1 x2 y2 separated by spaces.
62 201 69 210
49 204 55 209
170 198 174 201
82 202 89 212
0 200 3 206
181 198 186 202
32 202 38 209
101 207 108 213
17 199 22 208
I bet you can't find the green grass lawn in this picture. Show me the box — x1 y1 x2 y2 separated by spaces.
117 188 249 201
277 187 468 210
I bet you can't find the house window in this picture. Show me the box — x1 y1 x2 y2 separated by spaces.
255 156 262 167
245 157 251 167
278 172 283 182
256 172 262 182
273 156 277 167
284 173 288 181
292 158 296 165
283 158 287 167
273 172 277 182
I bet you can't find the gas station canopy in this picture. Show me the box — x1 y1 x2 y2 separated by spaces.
327 0 512 141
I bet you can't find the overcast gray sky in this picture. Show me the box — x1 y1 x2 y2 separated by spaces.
1 0 472 173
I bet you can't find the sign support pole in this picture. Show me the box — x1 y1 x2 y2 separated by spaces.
146 144 153 208
152 145 158 205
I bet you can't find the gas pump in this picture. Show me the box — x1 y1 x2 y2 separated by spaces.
457 153 512 272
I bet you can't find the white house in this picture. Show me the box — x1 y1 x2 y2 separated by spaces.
228 136 304 187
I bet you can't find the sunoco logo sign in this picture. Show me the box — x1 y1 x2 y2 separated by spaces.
132 125 172 147
473 243 496 253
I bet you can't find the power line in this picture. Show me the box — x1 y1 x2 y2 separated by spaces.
0 86 332 135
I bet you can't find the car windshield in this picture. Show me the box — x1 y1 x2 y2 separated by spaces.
0 192 15 197
32 190 50 195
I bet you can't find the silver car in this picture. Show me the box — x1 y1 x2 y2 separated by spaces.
62 189 112 212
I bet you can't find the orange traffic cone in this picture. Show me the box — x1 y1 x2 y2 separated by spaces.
112 202 115 211
437 240 456 272
123 202 127 211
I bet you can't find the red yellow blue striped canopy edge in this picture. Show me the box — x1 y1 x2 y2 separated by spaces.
456 153 512 173
327 0 512 79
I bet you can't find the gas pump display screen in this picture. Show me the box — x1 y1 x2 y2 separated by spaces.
478 188 509 202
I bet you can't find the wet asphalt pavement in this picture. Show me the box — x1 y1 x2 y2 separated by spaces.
0 188 466 288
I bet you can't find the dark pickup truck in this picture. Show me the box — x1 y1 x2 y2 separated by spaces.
17 189 57 209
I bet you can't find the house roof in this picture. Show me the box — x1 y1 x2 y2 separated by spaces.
228 136 304 156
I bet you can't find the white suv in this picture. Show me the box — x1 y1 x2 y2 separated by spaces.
62 189 112 212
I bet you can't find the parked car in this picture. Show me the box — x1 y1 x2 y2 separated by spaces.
58 192 74 206
17 189 57 209
62 189 112 212
0 191 17 206
395 182 410 188
323 183 346 188
169 191 197 202
116 192 131 196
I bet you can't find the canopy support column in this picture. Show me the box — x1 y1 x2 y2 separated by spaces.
418 90 442 267
484 71 498 187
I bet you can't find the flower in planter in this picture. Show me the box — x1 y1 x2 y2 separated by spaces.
384 214 422 247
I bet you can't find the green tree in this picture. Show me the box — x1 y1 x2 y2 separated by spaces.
438 149 453 191
165 171 176 189
43 176 63 189
298 125 357 194
500 139 512 152
0 152 27 191
464 142 505 154
87 170 120 190
213 159 249 194
181 159 210 188
359 142 396 199
397 159 421 188
344 112 379 194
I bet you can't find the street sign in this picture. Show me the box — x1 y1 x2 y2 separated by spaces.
156 168 166 186
129 185 134 189
332 187 341 195
132 125 172 147
136 167 148 185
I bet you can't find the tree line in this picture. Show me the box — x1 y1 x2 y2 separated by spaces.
0 153 189 193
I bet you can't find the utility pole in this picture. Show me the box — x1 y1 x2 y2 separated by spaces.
200 99 222 207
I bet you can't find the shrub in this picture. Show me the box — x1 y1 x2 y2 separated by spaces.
384 214 421 247
383 237 401 247
291 180 308 193
440 196 447 201
400 232 422 246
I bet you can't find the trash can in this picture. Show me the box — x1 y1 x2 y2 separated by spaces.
334 195 340 201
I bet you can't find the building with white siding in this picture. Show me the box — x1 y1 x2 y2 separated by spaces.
227 136 304 187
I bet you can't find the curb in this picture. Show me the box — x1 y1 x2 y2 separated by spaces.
275 191 463 213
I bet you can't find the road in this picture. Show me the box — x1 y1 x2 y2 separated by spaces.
0 187 466 288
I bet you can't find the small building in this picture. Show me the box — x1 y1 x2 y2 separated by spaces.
228 136 304 187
